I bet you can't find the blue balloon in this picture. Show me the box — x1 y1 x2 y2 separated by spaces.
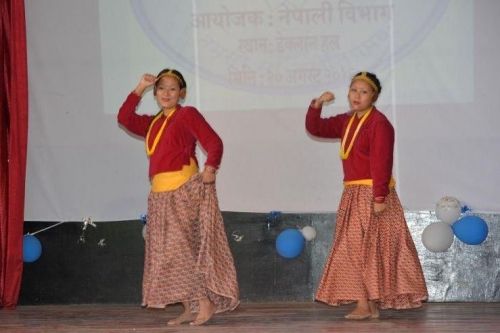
276 228 305 259
23 234 42 263
452 215 488 245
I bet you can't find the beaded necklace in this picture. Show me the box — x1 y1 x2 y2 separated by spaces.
339 108 372 160
145 108 176 157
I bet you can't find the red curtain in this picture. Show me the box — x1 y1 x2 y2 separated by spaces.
0 0 28 309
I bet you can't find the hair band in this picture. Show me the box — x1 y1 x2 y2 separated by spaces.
351 72 378 93
156 71 184 87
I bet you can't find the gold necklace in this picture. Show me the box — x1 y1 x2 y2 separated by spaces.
145 108 176 156
339 108 372 160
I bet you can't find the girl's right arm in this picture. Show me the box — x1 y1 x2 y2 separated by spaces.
117 74 156 137
305 91 344 139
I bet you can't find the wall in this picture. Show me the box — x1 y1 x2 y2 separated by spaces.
20 212 500 304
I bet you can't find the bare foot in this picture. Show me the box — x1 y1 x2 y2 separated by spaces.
190 299 216 326
167 311 196 326
345 302 371 320
369 300 380 319
345 310 372 320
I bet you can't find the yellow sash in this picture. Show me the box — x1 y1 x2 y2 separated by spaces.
151 158 198 192
344 177 396 188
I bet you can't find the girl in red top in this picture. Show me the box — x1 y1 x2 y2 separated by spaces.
118 69 239 326
306 72 427 319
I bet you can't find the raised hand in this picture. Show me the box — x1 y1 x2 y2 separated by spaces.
312 91 335 108
134 73 157 96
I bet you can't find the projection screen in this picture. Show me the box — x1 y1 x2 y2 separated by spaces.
24 0 500 221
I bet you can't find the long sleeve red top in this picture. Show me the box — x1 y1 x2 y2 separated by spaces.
306 104 394 198
118 92 223 179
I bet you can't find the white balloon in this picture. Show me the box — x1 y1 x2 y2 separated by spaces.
421 222 454 252
301 226 317 241
435 196 461 224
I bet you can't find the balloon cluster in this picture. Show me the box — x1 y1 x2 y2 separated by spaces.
275 225 317 259
421 196 489 252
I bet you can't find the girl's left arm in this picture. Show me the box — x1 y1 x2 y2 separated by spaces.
184 107 223 171
370 119 395 202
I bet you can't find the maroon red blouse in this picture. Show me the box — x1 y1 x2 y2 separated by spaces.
118 92 223 179
306 104 394 198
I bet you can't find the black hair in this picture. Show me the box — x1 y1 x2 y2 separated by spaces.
154 68 187 94
353 71 382 94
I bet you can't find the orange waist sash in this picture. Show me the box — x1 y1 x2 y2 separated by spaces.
151 158 198 192
343 177 396 188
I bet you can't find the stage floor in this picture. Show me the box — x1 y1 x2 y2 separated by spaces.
1 302 499 333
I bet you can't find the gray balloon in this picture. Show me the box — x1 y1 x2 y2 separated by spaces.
421 222 454 252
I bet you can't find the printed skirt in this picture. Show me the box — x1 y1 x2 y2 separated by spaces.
316 185 428 309
142 174 239 313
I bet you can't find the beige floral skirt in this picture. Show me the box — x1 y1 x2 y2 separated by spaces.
316 185 428 309
142 174 239 313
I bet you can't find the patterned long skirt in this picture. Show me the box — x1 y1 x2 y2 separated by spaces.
142 174 239 313
316 185 428 309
